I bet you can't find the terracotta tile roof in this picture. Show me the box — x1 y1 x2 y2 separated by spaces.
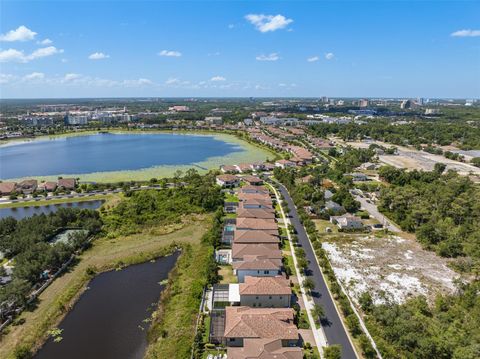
240 276 291 296
234 230 280 244
232 243 282 261
239 185 269 194
236 218 278 231
58 178 76 189
238 192 272 202
224 307 298 340
0 182 16 194
232 256 282 271
227 338 302 359
217 174 238 182
243 175 263 184
237 208 275 219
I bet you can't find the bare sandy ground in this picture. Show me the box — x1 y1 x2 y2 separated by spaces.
322 233 459 305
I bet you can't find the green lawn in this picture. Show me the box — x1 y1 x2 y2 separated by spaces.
313 219 338 234
218 265 237 284
224 193 238 203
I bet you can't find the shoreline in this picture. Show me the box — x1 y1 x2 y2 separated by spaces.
0 130 275 183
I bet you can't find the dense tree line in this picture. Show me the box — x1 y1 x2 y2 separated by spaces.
310 118 480 149
362 281 480 359
377 167 480 266
0 208 102 308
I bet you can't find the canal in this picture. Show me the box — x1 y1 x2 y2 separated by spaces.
34 252 179 359
0 200 104 220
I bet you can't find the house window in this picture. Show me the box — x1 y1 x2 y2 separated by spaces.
269 296 272 299
256 296 259 299
280 296 283 299
264 270 270 274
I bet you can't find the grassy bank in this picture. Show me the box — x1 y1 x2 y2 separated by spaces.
145 211 220 359
0 220 210 359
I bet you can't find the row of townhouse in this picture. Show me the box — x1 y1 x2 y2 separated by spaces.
0 178 77 196
211 177 303 359
219 163 276 175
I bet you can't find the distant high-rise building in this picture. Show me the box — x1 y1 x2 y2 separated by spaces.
400 100 413 109
358 99 369 108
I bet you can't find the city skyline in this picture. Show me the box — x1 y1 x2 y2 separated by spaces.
1 0 479 99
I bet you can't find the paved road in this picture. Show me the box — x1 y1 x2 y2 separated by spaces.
353 194 400 233
277 183 357 359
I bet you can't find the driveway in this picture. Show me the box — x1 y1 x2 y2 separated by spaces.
353 194 401 233
277 183 358 359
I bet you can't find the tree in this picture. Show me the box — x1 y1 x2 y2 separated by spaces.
311 303 325 327
303 278 315 293
323 345 342 359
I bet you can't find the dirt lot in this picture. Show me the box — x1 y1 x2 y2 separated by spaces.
319 231 459 305
338 139 480 176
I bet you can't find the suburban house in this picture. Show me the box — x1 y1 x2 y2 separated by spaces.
239 185 270 195
38 181 57 192
0 182 16 196
242 175 263 186
224 306 299 347
345 172 368 181
325 200 345 214
227 338 302 359
236 163 253 173
274 159 295 169
236 208 275 219
216 174 240 188
239 199 273 210
16 179 38 194
234 230 280 245
221 165 240 173
233 256 282 282
330 214 364 230
239 276 291 308
232 243 283 263
58 178 76 190
224 201 239 214
235 218 278 234
250 162 266 171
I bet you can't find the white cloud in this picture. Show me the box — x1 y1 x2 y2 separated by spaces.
0 49 26 62
158 50 182 57
27 46 63 60
0 25 37 42
23 72 45 81
451 29 480 37
256 53 280 61
122 78 153 86
307 56 319 62
325 52 335 60
210 76 226 81
228 24 235 29
0 46 63 63
63 73 82 82
38 38 53 45
245 14 293 33
0 73 16 84
165 77 180 85
88 52 110 60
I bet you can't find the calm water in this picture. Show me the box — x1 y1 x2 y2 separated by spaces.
35 252 179 359
0 200 104 220
0 133 243 179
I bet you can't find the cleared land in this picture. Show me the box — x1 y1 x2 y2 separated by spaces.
316 227 459 306
0 220 209 359
342 139 480 176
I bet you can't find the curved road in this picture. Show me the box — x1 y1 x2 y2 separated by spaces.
277 183 357 359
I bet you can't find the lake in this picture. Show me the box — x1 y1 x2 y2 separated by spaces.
34 252 180 359
0 132 250 180
0 200 104 220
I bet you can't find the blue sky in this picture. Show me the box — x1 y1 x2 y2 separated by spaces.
0 0 479 98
